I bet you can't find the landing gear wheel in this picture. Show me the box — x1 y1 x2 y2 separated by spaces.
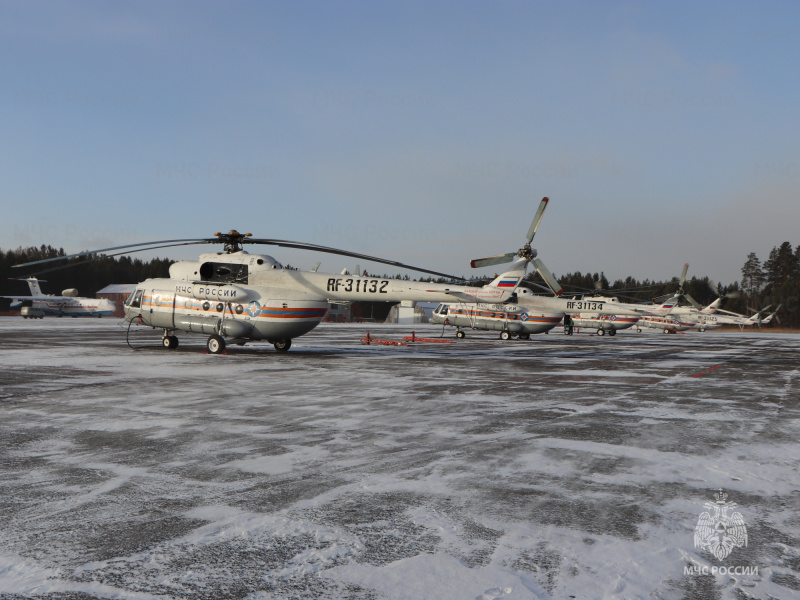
518 333 530 340
636 328 642 333
274 339 292 352
597 329 605 336
456 330 465 339
207 334 226 354
699 327 705 332
163 335 179 349
663 329 669 334
609 329 616 337
500 331 511 340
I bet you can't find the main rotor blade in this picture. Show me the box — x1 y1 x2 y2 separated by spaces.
469 253 516 269
525 197 549 243
652 293 673 304
708 279 720 296
518 281 554 293
531 257 563 296
684 293 703 310
679 263 689 288
13 239 215 268
716 308 747 317
14 235 463 280
248 238 464 280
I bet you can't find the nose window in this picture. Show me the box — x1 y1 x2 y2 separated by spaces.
127 290 143 308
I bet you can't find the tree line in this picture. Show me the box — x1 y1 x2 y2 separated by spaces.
0 245 171 307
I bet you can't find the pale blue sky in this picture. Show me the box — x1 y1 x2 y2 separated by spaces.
2 1 799 284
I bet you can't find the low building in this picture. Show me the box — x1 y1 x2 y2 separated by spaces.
96 284 137 318
385 301 436 324
325 302 352 322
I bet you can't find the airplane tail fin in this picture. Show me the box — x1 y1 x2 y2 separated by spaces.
12 277 46 296
701 297 723 313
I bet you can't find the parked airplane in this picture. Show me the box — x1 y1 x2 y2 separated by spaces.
2 277 116 318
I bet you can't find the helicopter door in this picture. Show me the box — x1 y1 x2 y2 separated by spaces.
148 290 176 329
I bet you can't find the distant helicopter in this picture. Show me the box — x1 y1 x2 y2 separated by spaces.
1 277 115 318
15 229 530 353
430 198 644 339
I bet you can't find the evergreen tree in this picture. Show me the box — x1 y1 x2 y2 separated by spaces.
740 252 765 299
764 242 797 289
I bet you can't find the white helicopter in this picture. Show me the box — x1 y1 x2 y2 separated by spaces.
1 277 116 318
707 301 782 330
564 298 641 336
15 230 531 353
429 198 644 339
553 281 648 336
629 264 721 333
678 280 741 331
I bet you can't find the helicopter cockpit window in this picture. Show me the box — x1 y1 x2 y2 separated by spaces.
128 289 143 308
436 304 448 315
199 262 249 284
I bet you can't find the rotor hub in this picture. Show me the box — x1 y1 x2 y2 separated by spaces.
214 230 253 253
517 245 537 261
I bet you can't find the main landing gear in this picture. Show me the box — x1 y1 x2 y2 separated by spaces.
160 330 293 354
207 334 226 354
273 339 291 352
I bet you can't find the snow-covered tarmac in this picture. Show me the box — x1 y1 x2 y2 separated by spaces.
1 318 798 600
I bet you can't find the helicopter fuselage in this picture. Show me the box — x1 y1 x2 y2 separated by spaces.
430 301 563 337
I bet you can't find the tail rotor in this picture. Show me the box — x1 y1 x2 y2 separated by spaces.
469 197 562 295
